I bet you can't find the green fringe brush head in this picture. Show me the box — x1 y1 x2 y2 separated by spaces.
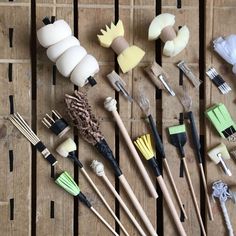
55 171 80 196
134 134 154 160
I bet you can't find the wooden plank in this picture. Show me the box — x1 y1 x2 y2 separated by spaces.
205 1 236 235
77 3 117 235
35 5 74 236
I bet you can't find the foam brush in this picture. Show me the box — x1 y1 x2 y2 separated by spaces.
168 124 206 236
65 90 157 236
205 103 236 141
56 138 129 236
55 171 119 236
97 20 145 73
134 134 187 236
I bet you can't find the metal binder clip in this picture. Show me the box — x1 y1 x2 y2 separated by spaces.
106 71 133 102
145 61 175 96
177 61 202 88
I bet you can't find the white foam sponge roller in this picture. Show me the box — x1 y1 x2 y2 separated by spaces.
46 36 80 62
56 45 87 77
207 143 230 164
70 54 99 87
37 20 72 48
56 138 77 158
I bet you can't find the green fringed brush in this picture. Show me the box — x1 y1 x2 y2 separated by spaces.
55 171 119 236
205 103 236 141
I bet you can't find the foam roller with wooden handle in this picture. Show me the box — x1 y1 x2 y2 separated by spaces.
37 17 99 87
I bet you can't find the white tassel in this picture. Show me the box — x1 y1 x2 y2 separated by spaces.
213 35 236 74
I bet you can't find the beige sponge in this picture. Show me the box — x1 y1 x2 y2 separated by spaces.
97 20 145 73
56 138 76 158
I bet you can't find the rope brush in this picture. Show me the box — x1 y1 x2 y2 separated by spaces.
205 103 236 141
56 138 129 236
65 90 157 236
55 171 119 236
9 113 57 166
134 134 187 236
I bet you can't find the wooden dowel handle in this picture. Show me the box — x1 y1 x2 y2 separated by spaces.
182 158 206 236
113 110 158 199
81 168 129 236
199 163 214 221
119 175 158 236
102 174 147 236
156 176 187 236
163 159 188 220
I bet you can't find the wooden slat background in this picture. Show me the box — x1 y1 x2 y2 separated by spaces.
0 0 236 235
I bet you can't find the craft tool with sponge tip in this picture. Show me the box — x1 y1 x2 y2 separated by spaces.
138 93 187 219
65 90 157 236
55 171 119 236
97 20 145 73
37 17 98 87
9 113 57 166
42 110 70 138
207 143 232 176
168 124 206 236
205 103 236 141
91 160 147 236
134 134 187 236
56 138 129 236
104 97 158 199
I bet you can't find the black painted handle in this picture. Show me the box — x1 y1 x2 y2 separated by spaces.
148 115 165 159
187 111 202 163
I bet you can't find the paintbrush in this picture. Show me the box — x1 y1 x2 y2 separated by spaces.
56 138 129 236
178 85 214 220
55 171 119 236
138 93 187 219
134 134 187 236
65 90 157 236
91 160 147 236
168 124 206 236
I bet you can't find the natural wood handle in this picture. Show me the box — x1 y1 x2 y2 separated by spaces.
119 175 158 236
163 159 188 220
182 158 206 236
81 168 129 236
102 174 147 236
112 110 158 199
156 176 187 236
90 207 119 236
199 163 214 221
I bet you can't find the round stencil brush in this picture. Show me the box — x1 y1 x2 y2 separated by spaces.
134 134 187 236
55 171 119 236
91 160 147 236
56 138 130 236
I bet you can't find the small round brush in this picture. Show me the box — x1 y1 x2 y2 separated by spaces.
55 171 119 236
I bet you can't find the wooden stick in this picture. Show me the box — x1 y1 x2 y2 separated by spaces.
90 207 119 236
102 174 147 236
118 174 158 236
104 98 158 199
163 158 188 219
80 168 130 236
182 158 206 236
199 163 214 221
156 175 186 236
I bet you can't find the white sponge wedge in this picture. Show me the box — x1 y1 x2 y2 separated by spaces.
56 138 77 158
70 54 99 87
47 36 80 62
56 45 87 77
37 20 72 48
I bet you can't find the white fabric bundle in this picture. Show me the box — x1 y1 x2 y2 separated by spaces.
37 19 99 87
213 35 236 74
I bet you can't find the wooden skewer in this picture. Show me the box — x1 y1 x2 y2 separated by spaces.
90 207 119 236
182 158 206 236
80 168 130 236
104 97 158 199
199 163 214 221
163 159 188 219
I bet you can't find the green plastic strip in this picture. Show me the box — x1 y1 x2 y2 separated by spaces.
168 124 186 135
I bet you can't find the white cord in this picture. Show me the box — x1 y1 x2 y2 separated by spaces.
220 201 234 236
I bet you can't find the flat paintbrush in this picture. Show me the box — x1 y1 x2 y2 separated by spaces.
65 90 157 236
